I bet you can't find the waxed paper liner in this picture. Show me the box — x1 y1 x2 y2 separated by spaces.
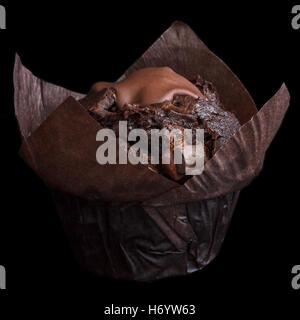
52 190 240 281
14 21 290 281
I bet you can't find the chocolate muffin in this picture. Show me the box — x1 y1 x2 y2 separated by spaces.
13 21 289 281
79 68 240 181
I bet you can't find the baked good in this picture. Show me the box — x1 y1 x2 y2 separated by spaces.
79 67 240 181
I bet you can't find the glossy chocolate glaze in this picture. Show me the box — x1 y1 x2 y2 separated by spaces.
91 67 204 108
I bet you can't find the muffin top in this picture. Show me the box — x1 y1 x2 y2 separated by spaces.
79 67 240 181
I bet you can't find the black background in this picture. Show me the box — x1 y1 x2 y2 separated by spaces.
0 1 299 316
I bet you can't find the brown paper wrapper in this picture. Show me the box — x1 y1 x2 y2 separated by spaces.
14 21 290 281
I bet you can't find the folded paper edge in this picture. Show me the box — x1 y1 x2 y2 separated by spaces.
14 53 84 138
